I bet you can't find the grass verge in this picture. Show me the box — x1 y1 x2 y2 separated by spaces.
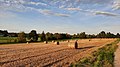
71 39 120 67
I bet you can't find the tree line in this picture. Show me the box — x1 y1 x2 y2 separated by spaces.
18 30 120 43
0 30 120 43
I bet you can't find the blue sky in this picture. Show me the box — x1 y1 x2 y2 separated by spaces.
0 0 120 34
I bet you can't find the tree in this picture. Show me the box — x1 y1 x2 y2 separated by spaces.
116 33 120 38
86 34 96 38
79 32 86 38
0 30 8 37
40 31 46 41
29 30 38 42
46 32 53 41
97 31 106 38
54 33 62 40
72 34 78 38
18 32 26 42
106 32 115 38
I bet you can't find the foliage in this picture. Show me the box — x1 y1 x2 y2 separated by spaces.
79 32 87 38
97 31 106 38
40 31 46 41
29 30 38 42
0 37 18 44
0 30 120 43
18 32 26 43
71 39 120 67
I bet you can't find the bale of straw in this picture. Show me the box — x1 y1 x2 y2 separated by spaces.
68 41 78 49
26 42 29 44
89 39 91 41
44 41 48 44
54 41 59 45
75 41 78 49
67 40 70 42
52 40 55 43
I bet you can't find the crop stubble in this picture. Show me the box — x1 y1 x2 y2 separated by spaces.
0 39 116 67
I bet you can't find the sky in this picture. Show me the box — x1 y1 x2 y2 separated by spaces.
0 0 120 34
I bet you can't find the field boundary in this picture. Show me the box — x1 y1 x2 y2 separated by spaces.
71 39 119 67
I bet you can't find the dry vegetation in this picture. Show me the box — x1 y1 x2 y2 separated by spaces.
0 39 116 67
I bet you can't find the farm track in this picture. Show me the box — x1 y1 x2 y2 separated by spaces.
0 39 116 67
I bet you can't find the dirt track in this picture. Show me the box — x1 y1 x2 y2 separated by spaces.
0 39 115 67
114 42 120 67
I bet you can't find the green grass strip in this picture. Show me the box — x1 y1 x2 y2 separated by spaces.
71 39 120 67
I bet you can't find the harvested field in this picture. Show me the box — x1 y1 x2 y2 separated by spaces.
0 39 116 67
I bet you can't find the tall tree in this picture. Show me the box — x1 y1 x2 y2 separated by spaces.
116 33 120 38
29 30 38 42
79 32 86 38
18 32 26 42
46 32 54 41
97 31 106 38
54 33 62 40
40 31 46 41
106 32 115 38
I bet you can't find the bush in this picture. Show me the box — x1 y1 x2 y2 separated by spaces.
18 32 26 43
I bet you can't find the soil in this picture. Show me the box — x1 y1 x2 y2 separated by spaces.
0 39 115 67
114 42 120 67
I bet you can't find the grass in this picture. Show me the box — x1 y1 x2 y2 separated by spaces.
70 39 120 67
0 37 18 44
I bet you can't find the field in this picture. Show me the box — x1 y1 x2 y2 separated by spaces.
0 37 17 44
0 39 116 67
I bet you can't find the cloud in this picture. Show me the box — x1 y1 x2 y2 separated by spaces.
93 11 119 16
0 0 70 17
0 0 27 12
112 0 120 10
80 0 113 4
27 7 70 17
70 9 120 17
54 13 70 17
65 8 81 11
40 10 55 15
64 7 119 17
0 0 119 17
39 9 70 17
29 2 47 6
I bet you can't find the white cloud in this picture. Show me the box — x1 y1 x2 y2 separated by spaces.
29 2 47 6
65 8 81 11
0 0 119 17
40 10 54 15
73 9 120 17
55 13 70 17
93 11 119 16
39 9 70 17
26 7 70 17
0 0 70 17
112 0 120 10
